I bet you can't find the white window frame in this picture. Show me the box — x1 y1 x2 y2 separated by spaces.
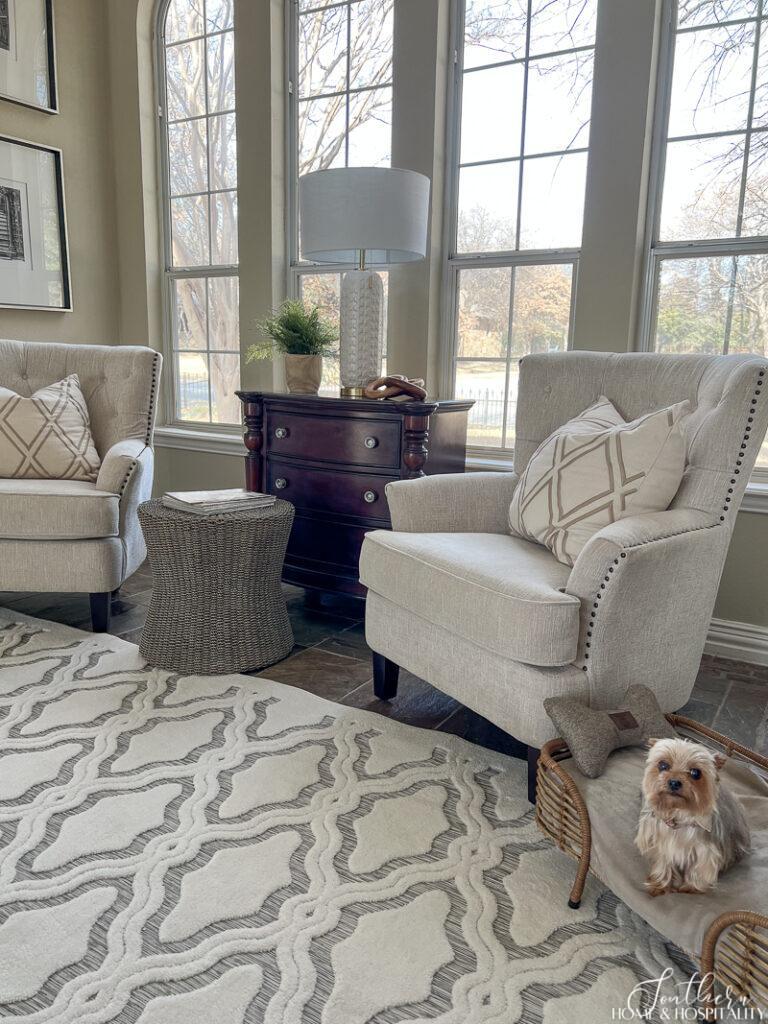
155 0 241 429
442 0 589 459
640 0 768 486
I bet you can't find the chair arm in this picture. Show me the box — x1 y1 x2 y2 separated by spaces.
565 509 729 711
96 439 151 496
385 472 519 534
96 441 154 570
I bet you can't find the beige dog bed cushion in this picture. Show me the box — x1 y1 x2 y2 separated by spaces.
560 745 768 959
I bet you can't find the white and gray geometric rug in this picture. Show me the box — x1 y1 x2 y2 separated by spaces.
0 614 694 1023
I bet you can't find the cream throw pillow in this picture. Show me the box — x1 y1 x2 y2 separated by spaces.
0 374 100 482
508 396 690 566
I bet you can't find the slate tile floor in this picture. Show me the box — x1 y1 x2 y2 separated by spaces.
2 563 767 758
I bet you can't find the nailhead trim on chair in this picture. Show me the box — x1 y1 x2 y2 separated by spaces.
145 353 161 445
718 367 764 523
118 458 140 498
581 551 627 672
579 367 765 672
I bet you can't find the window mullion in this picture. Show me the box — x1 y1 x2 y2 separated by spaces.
735 6 763 238
501 266 516 448
514 0 533 252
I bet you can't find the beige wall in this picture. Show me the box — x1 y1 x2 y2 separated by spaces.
0 0 120 344
154 448 242 495
715 514 768 627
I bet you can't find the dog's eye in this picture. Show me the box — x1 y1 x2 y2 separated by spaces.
658 760 670 772
690 768 701 781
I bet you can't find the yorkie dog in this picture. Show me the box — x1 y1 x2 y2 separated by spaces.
635 737 750 896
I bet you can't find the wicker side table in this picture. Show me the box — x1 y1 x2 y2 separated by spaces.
137 499 295 674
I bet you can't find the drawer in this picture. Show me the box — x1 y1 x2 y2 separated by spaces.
265 411 401 469
267 460 395 520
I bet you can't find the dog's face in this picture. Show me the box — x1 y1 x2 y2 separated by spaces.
642 738 724 820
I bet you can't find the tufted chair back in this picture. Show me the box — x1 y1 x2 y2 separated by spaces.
0 339 161 457
514 351 768 529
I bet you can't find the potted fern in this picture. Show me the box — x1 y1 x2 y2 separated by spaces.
247 299 337 395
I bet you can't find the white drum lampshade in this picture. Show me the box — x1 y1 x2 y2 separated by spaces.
299 167 430 396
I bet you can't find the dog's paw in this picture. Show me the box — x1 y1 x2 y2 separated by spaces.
674 884 708 895
645 879 669 897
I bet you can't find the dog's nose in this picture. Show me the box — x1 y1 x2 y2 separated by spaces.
668 779 683 792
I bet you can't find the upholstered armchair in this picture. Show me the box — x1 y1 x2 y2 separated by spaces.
0 339 162 631
361 352 768 797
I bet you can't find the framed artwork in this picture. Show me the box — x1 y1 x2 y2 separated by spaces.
0 134 70 311
0 0 57 113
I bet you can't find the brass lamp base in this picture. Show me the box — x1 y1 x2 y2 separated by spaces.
340 386 367 398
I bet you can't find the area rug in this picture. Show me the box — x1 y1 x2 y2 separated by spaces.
0 613 694 1023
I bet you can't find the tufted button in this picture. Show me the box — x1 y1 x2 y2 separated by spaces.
21 373 28 381
544 385 552 395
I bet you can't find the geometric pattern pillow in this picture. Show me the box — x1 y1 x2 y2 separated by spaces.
509 395 690 566
0 374 100 482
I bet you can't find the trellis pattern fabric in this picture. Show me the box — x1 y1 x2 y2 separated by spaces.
508 396 689 566
0 615 695 1023
0 374 100 482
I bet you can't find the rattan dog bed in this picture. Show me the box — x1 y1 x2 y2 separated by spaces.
536 715 768 1017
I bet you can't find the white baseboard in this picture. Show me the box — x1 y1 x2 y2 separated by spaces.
705 617 768 667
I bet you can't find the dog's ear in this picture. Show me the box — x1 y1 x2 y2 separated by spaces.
643 738 660 750
714 753 727 771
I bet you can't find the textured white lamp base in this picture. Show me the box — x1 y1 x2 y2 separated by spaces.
339 269 384 396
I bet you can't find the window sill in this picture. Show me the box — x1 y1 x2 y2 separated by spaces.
154 430 768 514
154 425 243 456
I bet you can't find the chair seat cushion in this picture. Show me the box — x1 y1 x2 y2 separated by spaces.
0 478 119 540
360 531 580 666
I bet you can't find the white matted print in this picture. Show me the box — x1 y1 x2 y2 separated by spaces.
0 135 70 310
0 0 56 112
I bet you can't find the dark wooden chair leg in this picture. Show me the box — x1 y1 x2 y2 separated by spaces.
373 652 399 700
527 745 540 804
90 592 111 633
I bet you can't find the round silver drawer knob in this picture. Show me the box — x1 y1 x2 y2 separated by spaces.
364 436 378 449
275 478 288 490
363 490 377 503
274 427 289 439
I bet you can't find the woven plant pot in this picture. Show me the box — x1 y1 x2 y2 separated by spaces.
285 354 322 394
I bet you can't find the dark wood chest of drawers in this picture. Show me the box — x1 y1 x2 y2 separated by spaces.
236 392 473 597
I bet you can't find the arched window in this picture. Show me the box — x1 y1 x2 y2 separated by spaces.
445 0 597 453
157 0 240 424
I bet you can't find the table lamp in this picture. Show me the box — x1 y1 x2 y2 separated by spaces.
299 167 430 397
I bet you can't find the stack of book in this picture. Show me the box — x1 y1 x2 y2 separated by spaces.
161 489 276 516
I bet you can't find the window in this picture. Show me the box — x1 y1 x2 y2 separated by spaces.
645 0 768 468
158 0 240 425
446 0 597 451
289 0 393 392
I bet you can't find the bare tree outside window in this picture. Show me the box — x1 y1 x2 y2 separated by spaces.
160 0 240 425
650 0 768 466
450 0 596 450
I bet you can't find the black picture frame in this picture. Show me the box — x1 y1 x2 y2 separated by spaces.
0 133 71 311
0 0 58 114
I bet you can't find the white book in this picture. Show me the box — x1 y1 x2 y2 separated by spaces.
164 489 271 506
161 489 276 515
